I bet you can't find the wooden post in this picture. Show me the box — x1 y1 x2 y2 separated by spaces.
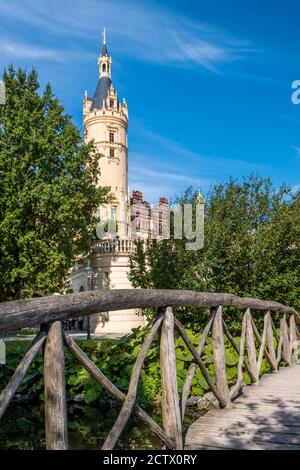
223 318 257 383
230 312 247 399
290 314 299 355
257 312 269 374
280 315 292 367
266 312 277 368
64 332 174 450
44 321 69 450
160 307 183 450
102 315 164 450
251 315 277 372
212 306 231 407
245 309 259 383
174 319 227 408
181 308 216 418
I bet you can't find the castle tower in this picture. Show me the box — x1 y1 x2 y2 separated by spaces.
83 28 129 230
69 30 145 334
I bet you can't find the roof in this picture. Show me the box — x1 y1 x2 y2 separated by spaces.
90 76 112 111
101 43 109 57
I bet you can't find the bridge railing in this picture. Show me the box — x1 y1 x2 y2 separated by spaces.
0 289 298 450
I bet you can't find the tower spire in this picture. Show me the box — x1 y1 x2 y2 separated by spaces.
101 27 108 57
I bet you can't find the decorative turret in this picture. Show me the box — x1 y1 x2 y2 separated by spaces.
98 28 112 79
83 29 129 237
98 28 112 78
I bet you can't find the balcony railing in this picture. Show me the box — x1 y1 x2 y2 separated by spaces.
92 239 136 254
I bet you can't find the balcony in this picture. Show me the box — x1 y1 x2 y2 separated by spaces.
92 239 137 254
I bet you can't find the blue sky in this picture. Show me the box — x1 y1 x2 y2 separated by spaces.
0 0 299 202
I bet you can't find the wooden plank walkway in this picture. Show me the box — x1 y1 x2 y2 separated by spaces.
185 366 300 450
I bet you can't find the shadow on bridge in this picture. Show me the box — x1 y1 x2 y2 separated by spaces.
185 366 300 450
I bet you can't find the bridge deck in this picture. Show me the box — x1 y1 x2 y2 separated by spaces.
185 366 300 450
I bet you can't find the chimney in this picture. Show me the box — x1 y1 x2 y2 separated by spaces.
159 197 168 205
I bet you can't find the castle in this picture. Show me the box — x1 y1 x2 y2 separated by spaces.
68 31 169 334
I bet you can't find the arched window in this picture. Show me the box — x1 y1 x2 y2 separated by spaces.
102 64 106 72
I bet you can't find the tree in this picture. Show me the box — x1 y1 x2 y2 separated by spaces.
251 191 300 309
130 176 300 318
0 66 109 300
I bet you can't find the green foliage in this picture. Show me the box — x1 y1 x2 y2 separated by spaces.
0 402 162 450
130 176 300 328
0 66 109 300
0 341 44 399
0 324 277 410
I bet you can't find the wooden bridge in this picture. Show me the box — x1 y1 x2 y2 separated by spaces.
0 289 299 450
185 365 300 449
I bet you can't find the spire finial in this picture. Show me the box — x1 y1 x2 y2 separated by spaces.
102 27 106 45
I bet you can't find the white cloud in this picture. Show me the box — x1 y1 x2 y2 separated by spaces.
128 164 208 203
291 145 300 157
0 40 60 60
0 0 253 71
0 38 95 62
127 120 269 201
132 121 264 174
128 151 210 202
128 181 172 203
130 165 204 185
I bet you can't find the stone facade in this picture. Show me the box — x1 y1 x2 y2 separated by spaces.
130 191 169 239
68 32 168 334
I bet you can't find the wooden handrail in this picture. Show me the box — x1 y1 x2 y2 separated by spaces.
0 289 297 333
0 290 298 451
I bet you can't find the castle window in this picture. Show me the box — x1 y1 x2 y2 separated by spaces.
109 132 114 143
110 148 115 158
110 99 114 108
103 64 106 72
